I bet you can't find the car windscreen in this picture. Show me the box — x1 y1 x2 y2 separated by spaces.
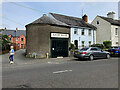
79 48 89 51
111 47 118 49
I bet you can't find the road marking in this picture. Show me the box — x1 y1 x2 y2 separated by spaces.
48 62 60 64
53 70 72 74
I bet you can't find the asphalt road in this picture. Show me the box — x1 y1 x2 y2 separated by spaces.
2 50 118 88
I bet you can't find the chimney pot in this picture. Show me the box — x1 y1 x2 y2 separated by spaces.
43 14 47 16
4 27 6 30
16 28 18 30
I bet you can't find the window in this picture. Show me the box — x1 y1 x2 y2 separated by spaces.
116 42 118 44
90 48 97 51
88 29 91 36
74 28 78 34
80 48 89 51
21 38 24 41
82 41 85 47
9 38 11 41
81 29 85 35
97 21 99 25
115 28 118 36
16 37 18 41
89 41 91 46
21 44 24 48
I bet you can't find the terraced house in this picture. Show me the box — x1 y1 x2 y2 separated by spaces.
49 13 97 49
92 12 120 46
2 30 26 50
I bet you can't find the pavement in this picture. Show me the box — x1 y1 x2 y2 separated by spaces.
2 49 119 88
2 49 74 67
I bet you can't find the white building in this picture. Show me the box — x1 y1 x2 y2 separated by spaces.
92 12 120 46
118 1 120 46
49 13 96 49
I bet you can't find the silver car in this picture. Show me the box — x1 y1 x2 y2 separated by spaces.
74 47 110 60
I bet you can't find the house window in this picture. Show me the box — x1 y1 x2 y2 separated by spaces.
89 41 91 46
81 29 85 35
88 29 91 36
115 28 118 36
116 42 118 44
16 37 18 41
74 28 78 34
82 41 85 47
9 38 11 41
97 21 99 25
21 44 24 48
21 38 24 41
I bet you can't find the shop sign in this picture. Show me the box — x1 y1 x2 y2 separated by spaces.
51 33 69 38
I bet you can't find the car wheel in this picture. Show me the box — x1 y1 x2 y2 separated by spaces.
89 55 94 61
106 54 110 59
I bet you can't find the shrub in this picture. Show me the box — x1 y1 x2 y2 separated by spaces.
91 44 104 49
69 43 75 50
103 41 111 48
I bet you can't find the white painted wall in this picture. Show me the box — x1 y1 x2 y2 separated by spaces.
71 27 95 49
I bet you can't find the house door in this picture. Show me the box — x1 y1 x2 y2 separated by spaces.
51 38 68 58
74 40 78 49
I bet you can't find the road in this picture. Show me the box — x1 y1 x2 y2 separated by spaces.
2 49 118 88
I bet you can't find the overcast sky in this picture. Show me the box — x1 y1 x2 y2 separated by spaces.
1 2 119 30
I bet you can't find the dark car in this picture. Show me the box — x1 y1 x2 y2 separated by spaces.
74 47 110 60
108 46 120 56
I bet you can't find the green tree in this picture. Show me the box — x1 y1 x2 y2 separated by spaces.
0 29 11 50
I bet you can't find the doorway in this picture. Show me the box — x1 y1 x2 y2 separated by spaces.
51 38 68 58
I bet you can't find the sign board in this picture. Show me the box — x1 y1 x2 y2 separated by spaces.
51 33 69 38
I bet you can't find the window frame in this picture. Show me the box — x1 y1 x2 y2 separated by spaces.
89 41 91 46
21 38 24 41
74 28 78 34
88 29 92 36
97 21 99 25
115 28 118 36
16 37 18 41
81 29 85 35
82 41 85 47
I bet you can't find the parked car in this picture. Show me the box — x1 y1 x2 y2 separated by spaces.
108 46 120 56
74 47 110 60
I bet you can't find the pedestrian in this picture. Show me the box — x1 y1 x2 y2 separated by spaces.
9 46 14 64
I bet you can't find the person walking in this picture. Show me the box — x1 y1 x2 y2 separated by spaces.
9 46 14 64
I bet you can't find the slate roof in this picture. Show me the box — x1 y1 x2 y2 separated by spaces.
2 30 26 37
98 16 120 26
49 13 97 30
26 14 69 27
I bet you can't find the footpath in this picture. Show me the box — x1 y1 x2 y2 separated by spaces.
2 49 74 67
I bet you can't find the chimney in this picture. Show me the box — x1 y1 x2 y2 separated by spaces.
82 14 88 22
43 14 47 16
107 12 115 19
4 27 6 30
16 28 18 31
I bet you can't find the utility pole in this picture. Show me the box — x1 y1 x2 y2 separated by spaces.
82 9 83 17
14 28 18 51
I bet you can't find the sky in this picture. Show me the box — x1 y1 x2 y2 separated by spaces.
1 2 119 30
